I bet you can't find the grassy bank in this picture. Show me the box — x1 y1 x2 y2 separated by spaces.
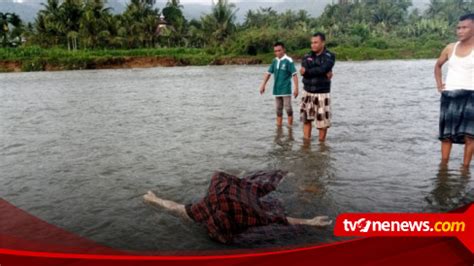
0 45 440 72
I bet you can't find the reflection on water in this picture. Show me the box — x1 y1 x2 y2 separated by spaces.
268 126 336 219
0 60 472 251
426 164 471 211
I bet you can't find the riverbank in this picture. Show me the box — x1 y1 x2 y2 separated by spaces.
0 46 440 72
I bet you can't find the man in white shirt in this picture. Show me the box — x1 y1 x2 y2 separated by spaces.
434 13 474 169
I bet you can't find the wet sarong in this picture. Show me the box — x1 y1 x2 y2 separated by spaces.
439 90 474 144
185 170 292 244
300 91 331 129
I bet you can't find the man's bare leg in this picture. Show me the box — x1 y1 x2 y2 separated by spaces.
303 122 312 140
441 140 452 165
463 137 474 168
287 216 332 227
288 116 293 127
277 116 283 127
318 128 328 142
143 191 191 221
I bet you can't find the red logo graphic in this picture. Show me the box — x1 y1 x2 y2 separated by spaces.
334 205 474 253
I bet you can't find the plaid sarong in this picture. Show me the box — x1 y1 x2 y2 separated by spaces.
185 171 290 244
439 90 474 144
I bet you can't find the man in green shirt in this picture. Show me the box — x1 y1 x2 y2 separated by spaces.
259 42 299 127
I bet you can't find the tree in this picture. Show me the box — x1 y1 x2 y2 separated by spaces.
79 0 112 49
426 0 444 17
365 0 412 26
36 0 65 46
122 0 160 48
426 0 474 25
0 12 23 47
161 0 187 46
62 0 83 50
243 7 278 29
200 0 237 45
187 19 206 48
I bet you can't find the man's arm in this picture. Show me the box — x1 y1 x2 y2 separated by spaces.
259 72 272 94
304 54 335 78
300 56 308 76
434 44 452 93
292 74 299 98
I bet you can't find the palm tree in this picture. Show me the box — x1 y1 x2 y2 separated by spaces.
201 0 238 44
426 0 473 25
40 0 62 18
426 0 444 17
243 7 278 29
67 31 79 50
122 0 160 48
368 0 412 26
161 0 187 46
62 0 83 49
188 19 206 48
62 0 83 33
36 0 65 46
79 0 112 48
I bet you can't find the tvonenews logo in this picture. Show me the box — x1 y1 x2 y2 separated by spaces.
333 206 474 253
342 218 466 233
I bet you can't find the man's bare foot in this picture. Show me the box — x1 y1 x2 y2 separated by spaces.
143 191 190 220
143 190 159 205
307 216 332 227
143 190 172 209
460 165 471 177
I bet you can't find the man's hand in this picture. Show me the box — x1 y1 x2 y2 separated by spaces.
327 71 333 80
300 67 306 75
294 88 299 99
437 83 445 93
308 216 333 227
259 84 266 95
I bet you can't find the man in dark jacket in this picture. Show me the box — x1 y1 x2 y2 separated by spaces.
300 33 336 142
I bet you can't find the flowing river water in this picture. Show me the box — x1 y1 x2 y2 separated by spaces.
1 60 472 251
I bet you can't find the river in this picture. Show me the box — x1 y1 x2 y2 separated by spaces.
0 60 472 251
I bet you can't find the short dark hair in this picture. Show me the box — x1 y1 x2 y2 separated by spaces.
460 13 474 22
312 32 326 41
274 42 285 48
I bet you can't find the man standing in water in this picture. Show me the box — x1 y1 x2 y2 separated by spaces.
300 33 336 142
434 13 474 169
260 42 299 127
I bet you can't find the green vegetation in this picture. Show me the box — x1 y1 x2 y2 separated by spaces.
0 0 473 71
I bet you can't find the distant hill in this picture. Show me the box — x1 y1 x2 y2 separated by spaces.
0 0 42 23
0 0 431 23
